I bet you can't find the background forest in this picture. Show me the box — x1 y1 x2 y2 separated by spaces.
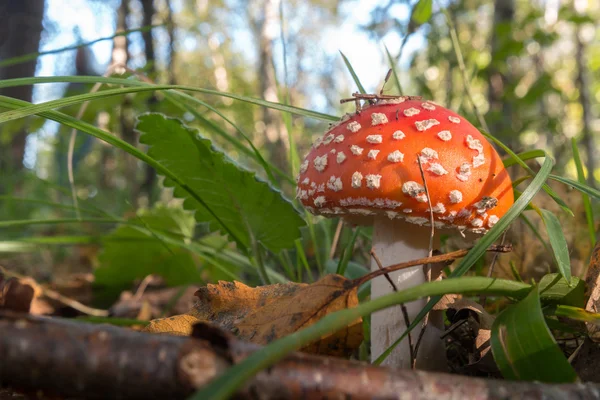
1 0 600 397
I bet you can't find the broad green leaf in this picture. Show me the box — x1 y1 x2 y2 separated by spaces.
95 206 201 287
374 153 554 365
339 51 366 94
538 273 584 307
411 0 433 25
571 139 595 246
136 114 305 253
539 209 571 283
191 276 532 400
491 286 577 383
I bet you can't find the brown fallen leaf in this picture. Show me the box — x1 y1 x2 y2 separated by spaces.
585 240 600 342
145 246 512 358
145 274 362 357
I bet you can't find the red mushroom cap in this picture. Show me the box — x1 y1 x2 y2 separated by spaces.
295 97 514 234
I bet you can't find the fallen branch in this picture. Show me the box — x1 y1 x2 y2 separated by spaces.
0 312 597 400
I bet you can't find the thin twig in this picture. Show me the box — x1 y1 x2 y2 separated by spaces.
370 249 415 365
329 220 344 259
0 266 109 317
340 93 422 104
412 156 436 368
353 245 512 287
132 274 156 302
479 231 508 305
439 318 468 340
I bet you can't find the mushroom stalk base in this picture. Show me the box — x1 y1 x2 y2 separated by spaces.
370 215 446 370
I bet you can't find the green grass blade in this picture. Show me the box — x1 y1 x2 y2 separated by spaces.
491 286 577 382
549 174 600 200
0 96 245 248
502 149 546 167
190 277 532 400
539 209 571 283
571 138 596 245
294 238 314 282
383 45 403 95
555 305 600 325
482 132 572 216
336 227 360 276
520 213 552 255
374 153 554 364
0 195 105 216
0 242 37 253
339 51 367 94
0 76 338 122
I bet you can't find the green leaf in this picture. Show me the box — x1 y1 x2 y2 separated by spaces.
571 138 596 246
539 209 571 283
95 206 201 287
136 114 305 253
191 276 532 400
411 0 433 25
538 273 584 307
491 286 578 383
339 51 366 94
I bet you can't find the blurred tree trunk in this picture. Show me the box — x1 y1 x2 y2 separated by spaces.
576 30 595 188
487 0 514 143
0 0 45 176
165 0 176 85
252 0 289 175
140 0 158 205
100 0 131 191
115 0 140 206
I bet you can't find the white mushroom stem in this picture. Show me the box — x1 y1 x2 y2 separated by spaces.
370 215 447 370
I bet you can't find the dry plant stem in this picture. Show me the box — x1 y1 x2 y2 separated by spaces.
2 314 598 400
329 220 344 259
479 231 508 305
354 245 512 288
133 274 157 302
370 249 415 365
0 265 108 317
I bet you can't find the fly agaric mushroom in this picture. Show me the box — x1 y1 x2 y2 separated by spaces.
295 96 514 369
